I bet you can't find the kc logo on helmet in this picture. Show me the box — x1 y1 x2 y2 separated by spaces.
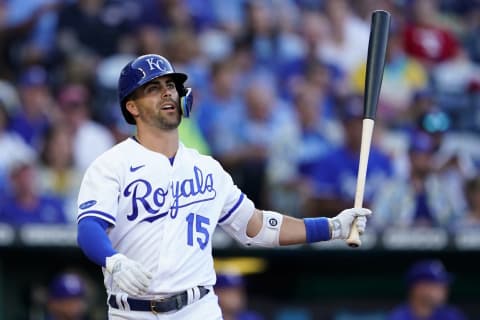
146 58 169 72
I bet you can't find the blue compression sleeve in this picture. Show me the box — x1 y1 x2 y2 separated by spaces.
77 217 117 267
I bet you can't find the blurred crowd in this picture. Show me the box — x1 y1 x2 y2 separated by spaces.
1 0 480 234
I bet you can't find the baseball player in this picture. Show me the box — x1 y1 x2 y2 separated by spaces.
76 54 372 319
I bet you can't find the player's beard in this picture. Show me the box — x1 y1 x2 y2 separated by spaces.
139 99 182 130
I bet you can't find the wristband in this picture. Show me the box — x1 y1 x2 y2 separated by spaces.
304 217 331 243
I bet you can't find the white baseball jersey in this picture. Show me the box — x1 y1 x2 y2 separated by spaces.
77 138 255 298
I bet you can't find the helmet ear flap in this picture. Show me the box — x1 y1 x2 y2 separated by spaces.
180 87 193 118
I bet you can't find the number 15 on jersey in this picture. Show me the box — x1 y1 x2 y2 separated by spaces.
186 213 210 250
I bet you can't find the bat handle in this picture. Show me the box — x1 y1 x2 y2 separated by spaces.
346 200 363 247
346 119 375 248
347 190 365 248
346 215 362 247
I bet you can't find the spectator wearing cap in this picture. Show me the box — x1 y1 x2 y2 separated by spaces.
9 66 57 150
215 272 264 320
372 131 461 230
300 96 393 217
0 156 67 226
45 272 90 320
388 260 466 320
57 83 114 172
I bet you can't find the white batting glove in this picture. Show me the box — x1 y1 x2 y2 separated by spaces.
106 253 153 296
328 208 372 240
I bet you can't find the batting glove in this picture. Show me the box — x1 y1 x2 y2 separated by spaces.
106 253 153 296
328 208 372 240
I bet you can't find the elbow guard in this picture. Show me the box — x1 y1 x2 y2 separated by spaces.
245 211 283 248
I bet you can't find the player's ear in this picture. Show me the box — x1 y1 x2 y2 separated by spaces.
125 100 140 119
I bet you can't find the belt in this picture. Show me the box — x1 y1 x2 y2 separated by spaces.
108 286 209 313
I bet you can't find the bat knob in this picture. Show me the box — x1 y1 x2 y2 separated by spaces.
348 241 360 248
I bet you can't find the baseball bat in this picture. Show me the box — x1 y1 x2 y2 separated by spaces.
346 10 390 248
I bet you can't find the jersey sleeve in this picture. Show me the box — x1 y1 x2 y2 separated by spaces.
217 166 255 230
77 156 120 226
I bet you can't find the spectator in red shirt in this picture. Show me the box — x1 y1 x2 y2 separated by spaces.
403 0 460 67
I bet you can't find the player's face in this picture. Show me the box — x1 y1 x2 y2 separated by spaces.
132 76 181 130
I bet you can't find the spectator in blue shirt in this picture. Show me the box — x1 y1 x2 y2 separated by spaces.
0 158 67 226
300 96 393 217
388 259 466 320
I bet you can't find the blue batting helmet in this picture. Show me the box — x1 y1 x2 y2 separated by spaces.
118 54 193 124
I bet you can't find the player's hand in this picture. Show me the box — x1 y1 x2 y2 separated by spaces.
328 208 372 240
106 253 153 296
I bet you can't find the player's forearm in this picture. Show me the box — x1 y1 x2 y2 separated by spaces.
279 215 308 245
280 216 333 245
246 209 331 246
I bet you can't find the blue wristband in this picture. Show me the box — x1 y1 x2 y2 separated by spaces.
304 218 331 243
